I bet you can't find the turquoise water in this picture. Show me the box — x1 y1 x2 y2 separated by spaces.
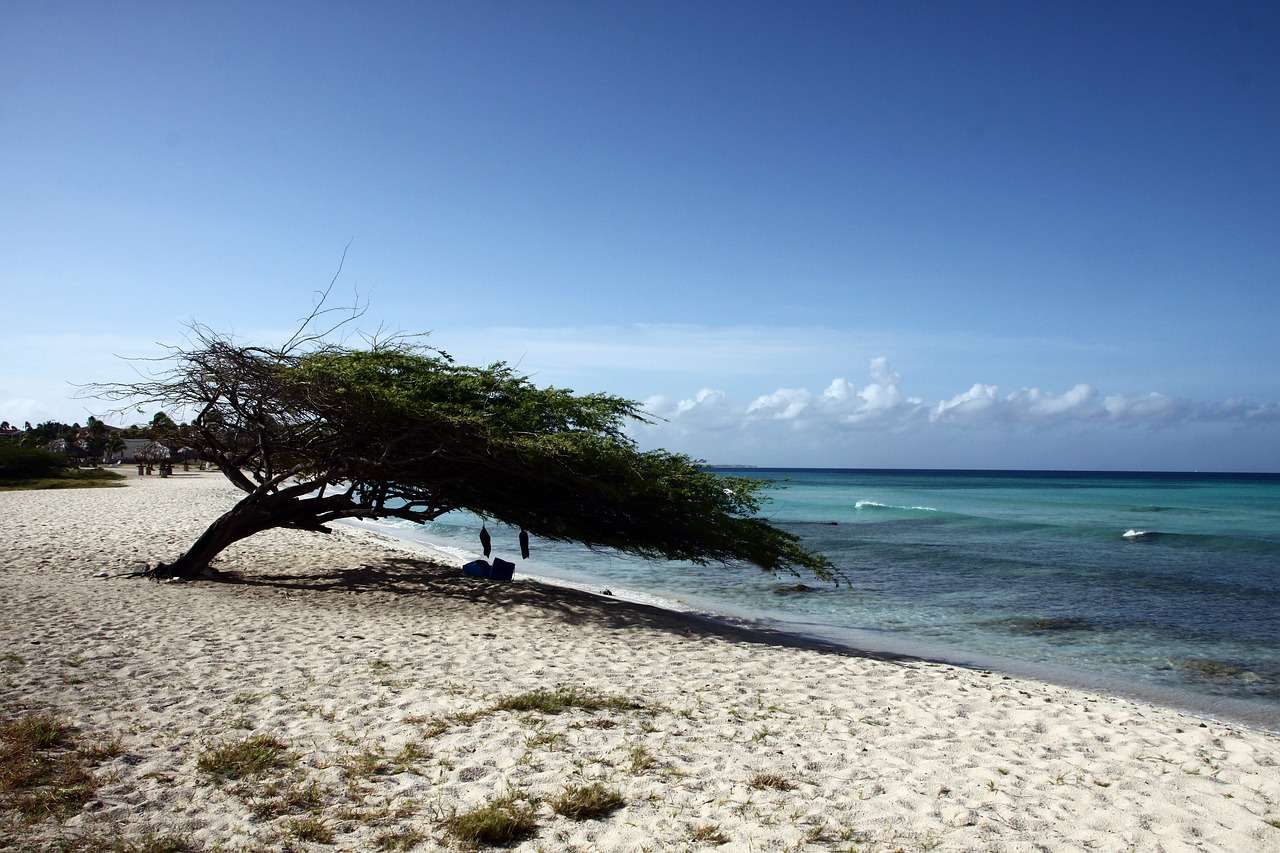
371 469 1280 727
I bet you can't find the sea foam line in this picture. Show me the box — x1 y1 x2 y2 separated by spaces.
854 499 939 512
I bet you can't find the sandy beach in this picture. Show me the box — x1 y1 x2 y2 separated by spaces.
2 472 1279 852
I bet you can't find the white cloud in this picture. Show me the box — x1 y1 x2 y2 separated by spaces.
747 388 812 420
637 357 1280 442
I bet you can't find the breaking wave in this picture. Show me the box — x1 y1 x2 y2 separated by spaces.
854 500 939 512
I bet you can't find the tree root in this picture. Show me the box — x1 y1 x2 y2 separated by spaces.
142 562 230 582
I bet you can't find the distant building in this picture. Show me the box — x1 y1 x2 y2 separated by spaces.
113 438 171 463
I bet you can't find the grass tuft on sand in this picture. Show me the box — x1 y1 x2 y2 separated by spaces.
443 793 539 847
374 828 428 850
107 833 194 852
690 823 730 845
748 772 796 791
287 814 334 843
197 735 290 780
0 713 103 824
549 783 624 820
493 687 645 715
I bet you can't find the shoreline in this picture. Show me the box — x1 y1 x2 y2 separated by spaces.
338 518 1280 736
3 472 1279 850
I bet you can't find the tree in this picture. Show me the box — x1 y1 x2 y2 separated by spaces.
86 417 109 460
88 306 831 583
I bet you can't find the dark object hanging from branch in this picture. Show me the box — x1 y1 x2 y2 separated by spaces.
519 528 530 559
480 524 492 557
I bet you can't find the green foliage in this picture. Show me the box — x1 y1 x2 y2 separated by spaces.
0 468 125 492
287 348 831 576
0 445 67 479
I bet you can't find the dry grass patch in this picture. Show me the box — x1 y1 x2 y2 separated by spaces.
81 736 124 762
249 780 324 819
690 823 729 845
549 783 624 820
525 731 565 750
748 772 795 791
443 794 539 847
373 828 427 850
287 814 334 843
410 716 451 738
197 734 289 780
493 687 645 715
627 745 658 774
391 741 429 772
0 712 101 824
107 834 194 852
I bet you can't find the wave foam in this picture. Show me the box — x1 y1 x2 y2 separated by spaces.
854 500 939 512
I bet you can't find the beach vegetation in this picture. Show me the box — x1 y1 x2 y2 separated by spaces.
343 747 390 778
86 290 832 582
690 823 729 845
391 741 429 772
0 713 100 824
249 780 324 819
442 793 539 847
287 814 335 843
549 783 624 820
80 736 124 762
417 717 451 738
493 687 645 715
748 772 795 791
525 731 564 749
374 828 428 850
0 464 125 492
626 745 658 774
115 834 194 853
197 734 290 780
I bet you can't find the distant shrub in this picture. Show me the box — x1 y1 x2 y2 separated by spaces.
0 445 66 479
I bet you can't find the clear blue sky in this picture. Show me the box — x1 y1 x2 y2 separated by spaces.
3 1 1278 469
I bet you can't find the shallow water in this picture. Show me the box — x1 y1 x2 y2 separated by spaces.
372 468 1280 727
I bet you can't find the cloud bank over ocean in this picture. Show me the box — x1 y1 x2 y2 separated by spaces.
640 357 1280 440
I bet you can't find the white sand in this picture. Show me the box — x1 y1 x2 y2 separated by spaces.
2 472 1279 851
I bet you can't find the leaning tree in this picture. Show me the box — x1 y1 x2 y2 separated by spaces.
88 304 831 582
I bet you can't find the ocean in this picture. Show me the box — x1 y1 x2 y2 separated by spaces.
361 468 1280 729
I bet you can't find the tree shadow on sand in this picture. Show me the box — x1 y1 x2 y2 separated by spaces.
213 556 917 666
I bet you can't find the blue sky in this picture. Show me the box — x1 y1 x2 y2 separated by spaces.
2 2 1278 470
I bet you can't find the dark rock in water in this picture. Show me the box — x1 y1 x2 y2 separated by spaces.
995 616 1096 634
774 583 813 595
600 588 613 596
1180 658 1257 682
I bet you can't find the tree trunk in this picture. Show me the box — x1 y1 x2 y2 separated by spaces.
148 489 356 581
148 500 276 580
